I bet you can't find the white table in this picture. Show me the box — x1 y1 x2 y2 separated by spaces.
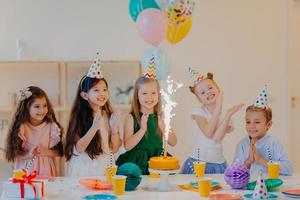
2 174 300 199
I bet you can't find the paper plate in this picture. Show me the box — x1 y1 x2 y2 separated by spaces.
247 178 283 191
189 180 219 188
244 193 278 199
208 193 242 200
79 178 112 190
83 193 117 200
282 193 300 199
282 189 300 196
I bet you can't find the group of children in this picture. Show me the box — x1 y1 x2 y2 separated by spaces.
4 53 293 179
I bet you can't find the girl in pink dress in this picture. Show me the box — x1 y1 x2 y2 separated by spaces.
5 86 63 176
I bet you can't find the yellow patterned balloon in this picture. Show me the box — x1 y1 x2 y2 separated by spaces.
166 17 192 45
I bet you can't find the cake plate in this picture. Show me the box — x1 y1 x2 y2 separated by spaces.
148 168 180 192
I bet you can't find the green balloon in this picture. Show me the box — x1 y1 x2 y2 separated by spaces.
117 162 142 191
129 0 160 22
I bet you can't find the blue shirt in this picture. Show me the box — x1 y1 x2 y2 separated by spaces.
234 135 292 176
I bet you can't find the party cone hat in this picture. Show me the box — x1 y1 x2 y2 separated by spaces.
87 52 103 79
254 85 268 109
253 172 268 199
143 54 157 79
188 67 204 86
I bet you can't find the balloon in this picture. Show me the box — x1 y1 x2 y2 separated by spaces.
142 47 171 80
136 8 167 46
166 16 192 45
166 0 195 25
129 0 159 22
155 0 168 11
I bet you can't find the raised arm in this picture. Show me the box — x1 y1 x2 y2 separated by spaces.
123 114 148 151
75 112 101 153
109 112 122 153
213 104 244 142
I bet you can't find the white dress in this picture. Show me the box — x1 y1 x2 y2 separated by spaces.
67 115 115 177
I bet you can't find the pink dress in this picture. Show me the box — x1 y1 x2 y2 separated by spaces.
15 122 61 176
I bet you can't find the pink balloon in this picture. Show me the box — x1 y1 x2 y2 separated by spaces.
136 8 167 46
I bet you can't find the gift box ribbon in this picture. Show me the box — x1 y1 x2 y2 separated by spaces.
12 169 37 198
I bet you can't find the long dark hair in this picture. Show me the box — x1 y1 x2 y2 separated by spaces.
5 86 64 162
65 76 113 161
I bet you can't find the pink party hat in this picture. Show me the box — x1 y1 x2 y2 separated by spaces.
86 52 103 79
143 54 156 79
188 67 205 86
253 172 268 199
254 85 268 109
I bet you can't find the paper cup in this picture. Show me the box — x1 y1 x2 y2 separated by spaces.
198 177 212 197
105 166 117 182
267 162 280 179
112 175 127 195
193 162 206 178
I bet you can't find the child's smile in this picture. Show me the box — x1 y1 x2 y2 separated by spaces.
245 111 272 140
195 79 219 105
86 80 109 109
138 81 159 113
29 97 48 125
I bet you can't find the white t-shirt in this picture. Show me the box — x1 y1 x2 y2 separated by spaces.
190 106 232 164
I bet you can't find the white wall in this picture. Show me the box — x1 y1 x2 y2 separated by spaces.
0 0 293 169
288 0 300 172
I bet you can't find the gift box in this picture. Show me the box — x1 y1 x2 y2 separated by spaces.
2 180 44 199
2 171 45 199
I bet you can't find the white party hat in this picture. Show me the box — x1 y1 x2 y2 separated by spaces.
254 85 268 109
253 171 268 199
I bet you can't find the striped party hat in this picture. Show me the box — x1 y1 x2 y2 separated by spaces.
254 85 268 109
87 52 103 79
143 54 156 79
188 67 205 86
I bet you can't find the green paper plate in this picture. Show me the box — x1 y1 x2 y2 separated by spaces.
244 193 278 199
247 179 283 191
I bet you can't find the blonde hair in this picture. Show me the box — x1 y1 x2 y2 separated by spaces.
131 77 161 126
189 72 220 94
246 105 272 123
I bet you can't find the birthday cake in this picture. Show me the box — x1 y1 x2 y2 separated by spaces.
149 156 180 170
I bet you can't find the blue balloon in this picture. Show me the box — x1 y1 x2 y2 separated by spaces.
129 0 160 22
142 47 172 80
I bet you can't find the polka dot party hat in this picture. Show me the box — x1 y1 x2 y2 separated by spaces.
254 85 268 109
253 171 268 199
188 67 205 86
143 54 156 79
87 52 103 79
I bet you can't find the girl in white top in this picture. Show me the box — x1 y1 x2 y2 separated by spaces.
181 68 243 174
65 53 121 176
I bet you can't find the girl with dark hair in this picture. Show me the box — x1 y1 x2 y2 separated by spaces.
5 86 63 176
65 53 121 176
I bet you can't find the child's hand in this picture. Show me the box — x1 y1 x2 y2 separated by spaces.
245 141 255 167
226 104 244 117
158 113 166 133
140 113 149 132
253 147 268 165
30 146 40 157
215 91 223 113
109 112 119 135
92 111 102 130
